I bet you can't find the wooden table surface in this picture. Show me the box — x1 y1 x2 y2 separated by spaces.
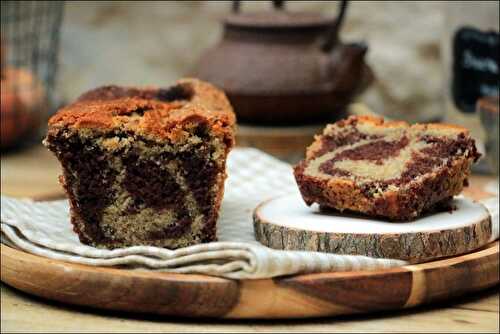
1 144 499 333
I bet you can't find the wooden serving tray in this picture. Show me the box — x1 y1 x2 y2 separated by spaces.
1 241 498 319
1 177 498 319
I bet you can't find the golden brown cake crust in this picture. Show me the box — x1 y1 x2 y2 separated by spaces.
294 115 480 221
48 78 235 145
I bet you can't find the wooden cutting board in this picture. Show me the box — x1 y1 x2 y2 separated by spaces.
1 242 498 319
0 179 498 319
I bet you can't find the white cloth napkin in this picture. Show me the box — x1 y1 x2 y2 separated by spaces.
1 148 498 279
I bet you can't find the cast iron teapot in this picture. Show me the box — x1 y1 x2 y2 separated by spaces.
193 0 373 125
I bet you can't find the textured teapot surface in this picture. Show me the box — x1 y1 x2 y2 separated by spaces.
195 11 367 96
193 2 373 125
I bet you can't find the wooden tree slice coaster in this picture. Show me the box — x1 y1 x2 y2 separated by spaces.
254 193 493 263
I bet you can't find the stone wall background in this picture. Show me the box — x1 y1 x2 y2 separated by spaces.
55 1 496 124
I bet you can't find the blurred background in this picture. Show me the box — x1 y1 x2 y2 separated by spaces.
57 0 442 123
1 1 498 174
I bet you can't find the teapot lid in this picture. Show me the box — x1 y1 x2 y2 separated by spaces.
224 11 335 30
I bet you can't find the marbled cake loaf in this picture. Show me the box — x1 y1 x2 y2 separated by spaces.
294 116 480 221
44 79 235 249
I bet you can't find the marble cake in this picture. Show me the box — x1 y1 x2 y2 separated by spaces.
44 79 235 249
294 116 480 221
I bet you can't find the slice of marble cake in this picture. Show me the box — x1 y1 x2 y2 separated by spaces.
294 116 480 221
44 79 235 249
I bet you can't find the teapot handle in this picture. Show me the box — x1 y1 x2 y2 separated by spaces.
322 0 349 53
232 1 285 13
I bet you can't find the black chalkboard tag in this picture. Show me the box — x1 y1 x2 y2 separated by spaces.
452 26 499 113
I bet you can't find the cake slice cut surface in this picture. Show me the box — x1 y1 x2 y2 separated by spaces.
44 79 235 249
294 116 480 221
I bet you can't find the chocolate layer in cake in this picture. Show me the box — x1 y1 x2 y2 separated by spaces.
44 79 235 249
294 116 480 221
